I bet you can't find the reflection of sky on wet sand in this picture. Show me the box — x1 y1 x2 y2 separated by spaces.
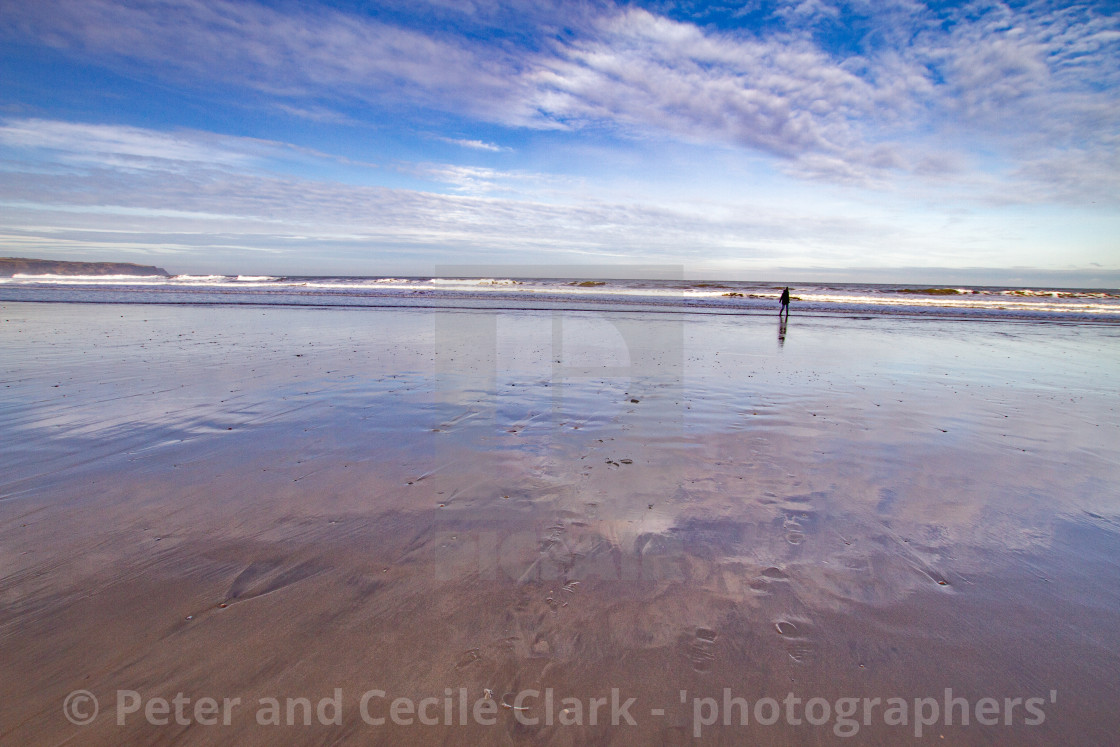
2 302 1119 743
3 303 1119 605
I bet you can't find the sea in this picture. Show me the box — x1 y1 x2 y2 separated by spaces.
1 274 1118 321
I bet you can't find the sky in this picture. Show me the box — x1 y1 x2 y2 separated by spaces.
0 0 1117 284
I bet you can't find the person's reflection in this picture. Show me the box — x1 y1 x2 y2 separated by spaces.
778 314 788 347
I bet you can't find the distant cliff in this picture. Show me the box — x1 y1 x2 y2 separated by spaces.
0 257 171 277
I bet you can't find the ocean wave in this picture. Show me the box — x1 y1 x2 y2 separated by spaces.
996 289 1118 299
429 278 521 286
797 293 1120 314
2 274 1117 319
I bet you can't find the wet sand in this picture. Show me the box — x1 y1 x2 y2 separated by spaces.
1 302 1119 745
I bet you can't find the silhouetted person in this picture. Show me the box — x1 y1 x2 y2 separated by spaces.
779 287 790 316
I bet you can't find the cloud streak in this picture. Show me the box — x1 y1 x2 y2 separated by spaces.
2 0 529 120
8 114 1105 283
436 137 510 152
0 119 972 272
0 119 254 169
528 9 905 163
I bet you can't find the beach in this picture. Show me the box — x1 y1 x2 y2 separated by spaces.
1 300 1119 745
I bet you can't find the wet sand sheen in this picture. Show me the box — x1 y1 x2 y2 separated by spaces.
1 302 1119 745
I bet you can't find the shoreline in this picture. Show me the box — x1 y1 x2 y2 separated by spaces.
2 295 1118 325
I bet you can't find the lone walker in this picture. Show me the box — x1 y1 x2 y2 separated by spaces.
779 286 790 316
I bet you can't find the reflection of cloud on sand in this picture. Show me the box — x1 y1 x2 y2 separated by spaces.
3 303 1119 743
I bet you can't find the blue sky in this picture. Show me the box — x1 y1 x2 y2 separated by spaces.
0 0 1117 283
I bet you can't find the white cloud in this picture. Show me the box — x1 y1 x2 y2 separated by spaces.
1 0 531 120
0 119 970 270
775 0 842 25
404 164 516 193
0 119 254 169
272 103 360 125
435 137 510 152
1 0 1118 212
7 115 1110 278
522 7 924 183
902 2 1120 201
918 3 1119 138
0 118 387 178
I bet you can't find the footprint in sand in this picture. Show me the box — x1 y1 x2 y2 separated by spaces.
687 627 719 672
455 648 482 669
750 566 789 594
774 620 799 636
773 617 815 663
783 518 805 545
